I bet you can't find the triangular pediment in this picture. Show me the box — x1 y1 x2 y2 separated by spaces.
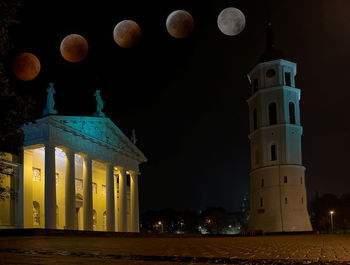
50 116 147 162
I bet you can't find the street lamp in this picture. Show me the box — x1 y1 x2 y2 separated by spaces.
157 221 163 233
329 210 335 233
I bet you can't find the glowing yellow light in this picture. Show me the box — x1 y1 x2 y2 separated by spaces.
330 210 335 215
158 221 162 225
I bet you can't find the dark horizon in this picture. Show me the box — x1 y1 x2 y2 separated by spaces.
5 0 350 213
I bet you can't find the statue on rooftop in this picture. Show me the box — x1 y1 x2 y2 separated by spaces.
131 129 137 145
93 90 105 117
43 82 58 116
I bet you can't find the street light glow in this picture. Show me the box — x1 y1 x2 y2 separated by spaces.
329 210 335 233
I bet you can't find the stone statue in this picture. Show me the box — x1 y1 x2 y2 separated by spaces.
131 129 137 145
93 90 105 117
43 82 57 116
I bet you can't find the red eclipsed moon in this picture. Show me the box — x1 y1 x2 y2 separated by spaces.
12 52 41 81
113 20 142 48
60 34 88 63
166 10 194 39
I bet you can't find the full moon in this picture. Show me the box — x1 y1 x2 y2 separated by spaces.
217 7 246 36
12 52 41 81
60 34 88 63
166 10 194 39
113 20 142 48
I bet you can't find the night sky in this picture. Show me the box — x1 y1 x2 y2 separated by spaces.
5 0 350 213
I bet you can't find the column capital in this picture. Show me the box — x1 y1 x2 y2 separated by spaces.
62 148 75 158
115 166 126 173
82 154 92 162
128 170 139 176
105 161 113 167
44 142 55 150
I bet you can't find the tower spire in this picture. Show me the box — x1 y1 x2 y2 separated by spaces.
266 21 274 50
257 21 284 64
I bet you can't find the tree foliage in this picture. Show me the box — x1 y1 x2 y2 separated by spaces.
199 207 228 234
0 0 36 155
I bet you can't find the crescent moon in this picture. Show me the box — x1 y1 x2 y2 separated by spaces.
217 7 246 36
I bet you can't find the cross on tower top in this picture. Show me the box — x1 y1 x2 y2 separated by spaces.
257 22 285 64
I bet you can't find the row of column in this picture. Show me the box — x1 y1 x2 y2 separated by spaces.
44 143 139 232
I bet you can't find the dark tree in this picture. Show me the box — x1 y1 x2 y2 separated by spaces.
310 193 350 233
182 209 199 234
200 207 228 234
0 0 36 203
0 0 36 155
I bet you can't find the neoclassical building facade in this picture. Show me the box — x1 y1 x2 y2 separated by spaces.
18 115 147 231
0 86 146 231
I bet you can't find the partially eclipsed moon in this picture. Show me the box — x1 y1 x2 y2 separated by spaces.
113 20 142 48
60 34 88 63
217 7 246 36
166 10 194 39
12 52 41 81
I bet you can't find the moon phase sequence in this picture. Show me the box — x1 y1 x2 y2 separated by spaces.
60 34 88 63
12 52 41 81
113 20 142 48
217 7 246 36
166 10 194 39
15 9 245 79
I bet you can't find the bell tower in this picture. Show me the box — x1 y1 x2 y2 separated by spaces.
247 23 312 233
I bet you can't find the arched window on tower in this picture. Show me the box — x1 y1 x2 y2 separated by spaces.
289 102 296 124
269 102 277 125
271 144 277 161
253 79 259 93
253 108 257 130
285 72 291 86
255 149 259 165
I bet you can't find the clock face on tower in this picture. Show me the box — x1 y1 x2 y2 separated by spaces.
266 69 276 78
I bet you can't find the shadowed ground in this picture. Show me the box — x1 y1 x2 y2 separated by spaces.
0 232 350 264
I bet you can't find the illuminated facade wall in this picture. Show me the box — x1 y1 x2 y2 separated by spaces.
0 153 21 228
1 115 146 232
247 59 312 233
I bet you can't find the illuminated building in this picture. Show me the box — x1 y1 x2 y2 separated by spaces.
0 88 147 232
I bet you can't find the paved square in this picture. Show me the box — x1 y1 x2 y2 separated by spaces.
0 234 350 264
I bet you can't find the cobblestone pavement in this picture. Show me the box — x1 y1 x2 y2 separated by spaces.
0 234 350 264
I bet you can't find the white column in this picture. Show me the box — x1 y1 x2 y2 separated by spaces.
10 165 17 227
106 163 115 231
65 149 76 230
118 167 127 232
44 143 56 229
83 155 93 230
17 164 24 228
130 171 139 232
23 150 33 228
